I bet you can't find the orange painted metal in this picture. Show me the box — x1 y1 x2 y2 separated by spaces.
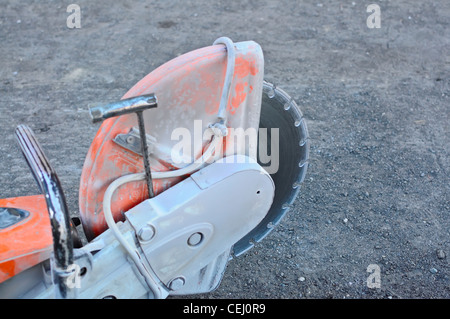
79 41 264 241
0 195 53 283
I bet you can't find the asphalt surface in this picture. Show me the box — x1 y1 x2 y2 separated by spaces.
0 0 448 299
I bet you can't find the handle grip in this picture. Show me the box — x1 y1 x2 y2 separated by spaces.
89 94 157 123
15 124 74 298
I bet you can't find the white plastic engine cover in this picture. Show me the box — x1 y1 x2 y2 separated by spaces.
124 155 275 290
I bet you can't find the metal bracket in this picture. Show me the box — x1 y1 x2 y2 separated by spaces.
113 127 156 157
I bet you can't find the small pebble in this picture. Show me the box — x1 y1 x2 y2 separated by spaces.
430 267 438 274
436 249 446 260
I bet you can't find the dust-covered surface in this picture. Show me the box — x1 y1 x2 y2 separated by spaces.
0 0 448 299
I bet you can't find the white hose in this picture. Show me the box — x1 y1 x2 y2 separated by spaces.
103 172 162 297
213 37 236 123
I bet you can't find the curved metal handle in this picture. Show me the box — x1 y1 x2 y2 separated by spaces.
15 125 74 299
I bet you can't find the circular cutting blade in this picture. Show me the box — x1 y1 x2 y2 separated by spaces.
232 81 310 257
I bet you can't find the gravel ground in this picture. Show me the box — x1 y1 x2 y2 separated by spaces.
0 0 449 299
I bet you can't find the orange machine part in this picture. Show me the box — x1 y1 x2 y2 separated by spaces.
79 41 264 241
0 195 53 283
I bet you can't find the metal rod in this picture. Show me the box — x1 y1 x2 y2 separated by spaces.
89 94 157 123
136 111 155 198
15 125 75 299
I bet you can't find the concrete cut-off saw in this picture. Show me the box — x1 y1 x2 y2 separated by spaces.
0 37 309 299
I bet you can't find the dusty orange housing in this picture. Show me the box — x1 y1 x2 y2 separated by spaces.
0 195 53 283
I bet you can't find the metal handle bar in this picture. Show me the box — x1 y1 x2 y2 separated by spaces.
15 124 74 299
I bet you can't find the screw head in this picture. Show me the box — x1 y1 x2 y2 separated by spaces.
168 277 185 291
138 224 155 242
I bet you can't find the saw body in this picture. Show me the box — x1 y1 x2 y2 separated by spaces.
79 40 265 241
0 38 309 298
